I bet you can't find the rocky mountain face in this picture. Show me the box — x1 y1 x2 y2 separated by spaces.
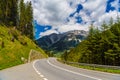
36 30 88 53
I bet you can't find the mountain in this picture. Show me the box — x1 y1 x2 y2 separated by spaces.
36 30 88 53
0 26 47 70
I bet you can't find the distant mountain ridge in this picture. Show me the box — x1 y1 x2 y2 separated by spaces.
36 30 88 53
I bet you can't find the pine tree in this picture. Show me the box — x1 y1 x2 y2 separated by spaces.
25 1 33 39
101 21 108 31
109 17 114 26
63 19 120 66
0 0 18 26
0 0 34 39
19 0 26 32
18 0 33 39
9 0 18 26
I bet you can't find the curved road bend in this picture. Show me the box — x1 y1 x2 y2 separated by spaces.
33 58 120 80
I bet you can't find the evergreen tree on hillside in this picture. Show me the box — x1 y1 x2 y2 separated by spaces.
9 0 18 26
0 0 4 23
0 0 18 26
19 0 33 39
25 1 33 39
0 0 33 39
101 21 109 31
62 18 120 66
109 17 113 26
19 0 26 33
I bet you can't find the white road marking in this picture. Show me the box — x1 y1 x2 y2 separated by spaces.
43 78 48 80
33 60 40 75
47 59 102 80
40 75 44 77
33 60 48 80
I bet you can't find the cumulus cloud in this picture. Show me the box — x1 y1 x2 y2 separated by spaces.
111 0 119 10
80 0 106 25
82 0 106 11
25 0 120 37
57 24 89 33
39 29 59 37
94 11 119 26
32 0 73 26
80 0 120 27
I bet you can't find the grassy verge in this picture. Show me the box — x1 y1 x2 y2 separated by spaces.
57 59 120 74
0 26 47 70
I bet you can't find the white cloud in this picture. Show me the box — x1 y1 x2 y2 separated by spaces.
82 0 106 12
57 24 89 33
44 27 49 30
39 29 59 37
95 11 120 26
25 0 120 38
31 0 73 26
111 0 119 11
80 0 107 25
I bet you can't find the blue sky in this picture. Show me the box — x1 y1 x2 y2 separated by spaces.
34 21 52 39
25 0 120 40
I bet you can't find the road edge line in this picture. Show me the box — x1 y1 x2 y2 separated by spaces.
47 59 102 80
32 60 48 80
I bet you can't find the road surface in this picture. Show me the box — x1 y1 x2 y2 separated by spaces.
0 58 120 80
33 58 120 80
0 63 43 80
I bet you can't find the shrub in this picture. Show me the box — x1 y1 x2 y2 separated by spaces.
9 28 19 40
18 36 27 45
0 38 4 48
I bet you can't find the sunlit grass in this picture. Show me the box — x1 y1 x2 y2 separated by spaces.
58 59 120 74
0 26 47 70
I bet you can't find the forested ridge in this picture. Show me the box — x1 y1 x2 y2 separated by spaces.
62 18 120 66
0 0 33 39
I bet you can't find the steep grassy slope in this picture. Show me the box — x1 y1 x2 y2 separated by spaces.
0 25 47 70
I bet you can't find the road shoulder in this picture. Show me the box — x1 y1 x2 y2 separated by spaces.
0 63 43 80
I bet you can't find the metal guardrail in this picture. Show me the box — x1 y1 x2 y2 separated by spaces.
62 60 120 70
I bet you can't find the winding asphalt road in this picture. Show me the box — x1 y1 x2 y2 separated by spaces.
0 58 120 80
33 58 120 80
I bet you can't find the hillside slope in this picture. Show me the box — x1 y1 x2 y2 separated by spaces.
0 25 46 70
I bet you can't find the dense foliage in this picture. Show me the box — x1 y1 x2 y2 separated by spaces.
0 0 33 39
62 18 120 66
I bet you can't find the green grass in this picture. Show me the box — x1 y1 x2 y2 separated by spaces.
0 25 47 70
70 64 120 74
58 59 120 74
